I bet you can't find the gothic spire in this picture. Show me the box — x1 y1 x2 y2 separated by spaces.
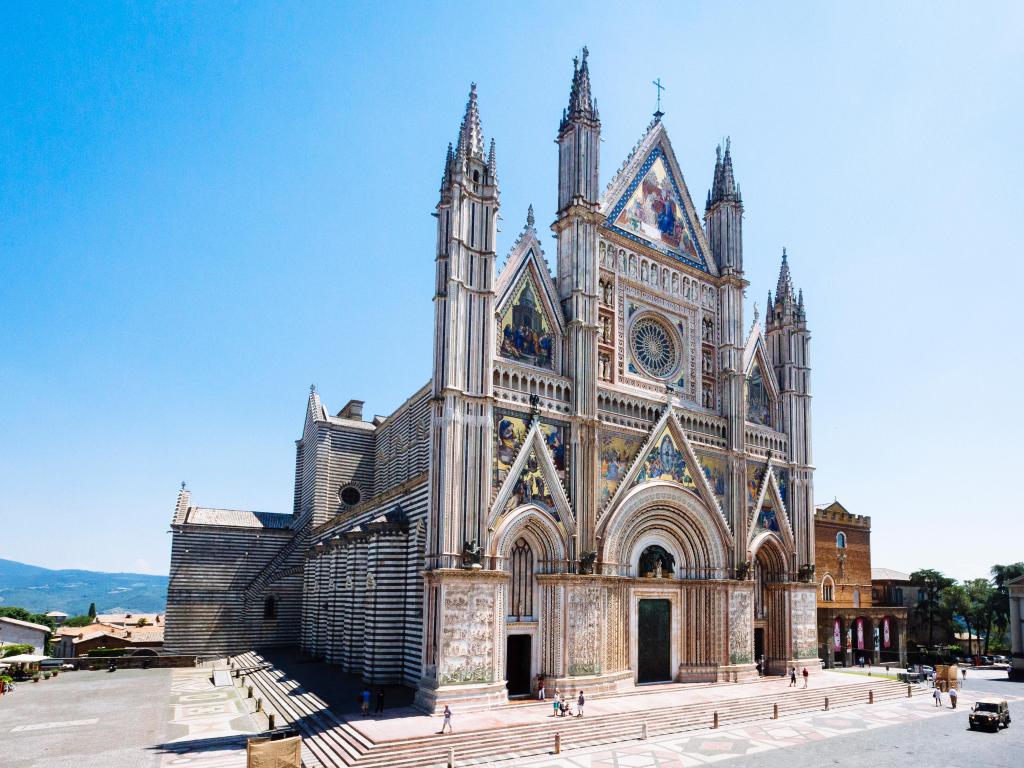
708 137 742 207
776 247 795 302
455 83 485 164
526 204 535 229
487 137 498 185
561 46 597 130
440 142 454 192
797 288 806 322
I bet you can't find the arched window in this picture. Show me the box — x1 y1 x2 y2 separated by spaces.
509 538 534 619
263 595 278 621
821 576 835 602
836 531 847 549
853 589 861 608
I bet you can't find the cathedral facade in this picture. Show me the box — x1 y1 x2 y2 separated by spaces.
166 50 821 712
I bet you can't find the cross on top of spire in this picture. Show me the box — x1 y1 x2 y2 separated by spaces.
652 77 665 120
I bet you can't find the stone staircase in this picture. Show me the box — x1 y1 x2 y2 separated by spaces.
230 651 911 768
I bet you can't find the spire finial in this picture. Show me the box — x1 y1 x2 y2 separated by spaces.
310 383 317 394
775 248 795 305
563 46 596 127
526 204 535 229
652 77 665 120
455 82 485 164
180 481 187 490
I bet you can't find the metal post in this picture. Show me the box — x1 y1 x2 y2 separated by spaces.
268 713 275 730
448 746 455 767
713 711 719 729
257 697 263 712
907 684 912 698
554 733 561 754
824 697 829 711
247 685 253 698
642 722 648 740
869 690 874 704
773 703 778 720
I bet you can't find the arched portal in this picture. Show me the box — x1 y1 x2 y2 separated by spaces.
751 533 788 675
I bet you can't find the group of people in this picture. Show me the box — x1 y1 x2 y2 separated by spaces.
787 666 810 688
933 685 959 708
359 687 387 717
536 675 585 717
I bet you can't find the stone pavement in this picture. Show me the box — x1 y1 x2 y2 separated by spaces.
0 664 261 768
348 670 869 742
512 670 1022 768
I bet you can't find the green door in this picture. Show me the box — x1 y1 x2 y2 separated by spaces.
638 599 671 683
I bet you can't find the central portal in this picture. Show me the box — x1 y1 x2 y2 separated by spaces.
637 599 671 683
505 634 532 697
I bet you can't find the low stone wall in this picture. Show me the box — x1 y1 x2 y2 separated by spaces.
49 655 199 669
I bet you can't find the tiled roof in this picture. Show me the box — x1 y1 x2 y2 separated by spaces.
872 567 911 582
0 616 51 633
183 507 293 529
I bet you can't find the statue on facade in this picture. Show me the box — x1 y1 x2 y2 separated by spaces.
462 539 483 569
735 559 752 580
578 550 597 575
798 563 816 583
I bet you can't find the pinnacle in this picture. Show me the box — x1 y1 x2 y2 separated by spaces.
455 82 485 163
562 46 597 128
708 137 740 207
775 247 795 303
526 204 535 229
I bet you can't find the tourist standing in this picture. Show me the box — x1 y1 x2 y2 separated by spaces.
789 666 797 687
537 674 546 701
440 704 453 733
576 690 585 718
375 688 385 716
551 689 561 717
801 667 809 688
360 687 371 716
949 686 958 709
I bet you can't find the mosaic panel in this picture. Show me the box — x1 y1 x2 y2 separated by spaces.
598 431 645 509
634 429 696 488
498 274 555 369
697 451 728 508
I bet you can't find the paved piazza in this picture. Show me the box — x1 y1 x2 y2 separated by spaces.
0 666 259 768
0 666 1019 767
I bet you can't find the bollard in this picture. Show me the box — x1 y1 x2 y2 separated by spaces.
869 690 874 704
268 713 275 730
642 722 648 741
247 685 253 699
448 746 455 768
713 711 719 729
907 684 912 698
257 697 263 712
554 733 561 754
773 703 778 720
824 696 829 711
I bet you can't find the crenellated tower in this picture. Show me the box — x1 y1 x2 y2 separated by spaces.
765 249 814 567
704 140 748 538
554 48 601 555
427 83 499 568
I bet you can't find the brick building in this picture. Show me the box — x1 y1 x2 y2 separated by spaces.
814 501 907 666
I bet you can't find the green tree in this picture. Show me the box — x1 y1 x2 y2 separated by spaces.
911 569 956 646
990 562 1024 650
63 615 95 628
87 602 97 618
1 643 35 658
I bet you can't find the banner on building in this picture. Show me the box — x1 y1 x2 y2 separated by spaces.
856 618 864 650
833 618 841 651
883 617 891 648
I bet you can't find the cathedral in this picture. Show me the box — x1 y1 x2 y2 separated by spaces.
165 49 821 712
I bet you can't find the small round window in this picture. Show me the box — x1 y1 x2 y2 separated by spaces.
339 485 361 506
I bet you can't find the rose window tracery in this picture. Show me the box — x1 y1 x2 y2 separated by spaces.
629 317 680 379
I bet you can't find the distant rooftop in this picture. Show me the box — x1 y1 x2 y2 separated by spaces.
0 616 51 633
872 567 911 582
183 507 293 529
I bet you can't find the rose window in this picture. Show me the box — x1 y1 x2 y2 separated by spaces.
630 317 680 379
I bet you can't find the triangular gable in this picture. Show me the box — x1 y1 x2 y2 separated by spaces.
748 460 795 551
604 405 731 532
742 327 780 428
495 228 563 372
490 418 573 527
601 122 714 274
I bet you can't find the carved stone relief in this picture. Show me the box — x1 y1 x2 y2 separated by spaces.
439 583 495 685
790 588 818 660
728 588 753 665
567 584 602 676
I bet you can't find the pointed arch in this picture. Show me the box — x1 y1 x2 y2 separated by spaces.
488 504 569 567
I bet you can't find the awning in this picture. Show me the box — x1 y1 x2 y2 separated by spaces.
0 654 50 663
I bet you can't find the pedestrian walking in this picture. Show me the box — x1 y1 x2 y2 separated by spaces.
789 666 797 687
375 688 385 716
576 690 585 718
933 687 942 707
551 689 561 717
440 704 453 733
360 687 371 716
801 667 809 688
949 687 958 709
961 667 966 687
537 674 546 701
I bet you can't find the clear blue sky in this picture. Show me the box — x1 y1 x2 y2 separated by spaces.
1 2 1021 581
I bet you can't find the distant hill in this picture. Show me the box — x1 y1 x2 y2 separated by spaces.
0 558 168 615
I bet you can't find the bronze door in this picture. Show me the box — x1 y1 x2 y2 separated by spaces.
637 599 671 683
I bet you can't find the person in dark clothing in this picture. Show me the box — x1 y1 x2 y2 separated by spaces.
375 688 385 716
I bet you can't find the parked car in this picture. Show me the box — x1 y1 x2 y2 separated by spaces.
993 655 1009 665
969 698 1011 732
980 656 994 666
